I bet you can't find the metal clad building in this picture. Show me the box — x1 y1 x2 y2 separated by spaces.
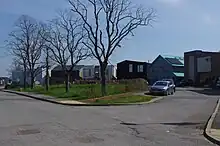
184 50 220 85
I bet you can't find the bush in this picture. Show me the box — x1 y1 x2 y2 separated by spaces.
118 78 149 92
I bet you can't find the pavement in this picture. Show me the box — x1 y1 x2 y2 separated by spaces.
3 90 164 106
3 90 85 105
0 87 219 145
204 98 220 145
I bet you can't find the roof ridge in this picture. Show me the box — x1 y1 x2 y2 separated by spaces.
161 55 184 66
162 55 184 59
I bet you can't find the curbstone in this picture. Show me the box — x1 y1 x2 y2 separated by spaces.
203 98 220 145
2 89 165 106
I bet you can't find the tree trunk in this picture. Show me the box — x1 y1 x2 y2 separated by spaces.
45 68 49 91
45 49 49 91
23 65 27 89
100 62 107 96
30 72 34 89
65 72 70 93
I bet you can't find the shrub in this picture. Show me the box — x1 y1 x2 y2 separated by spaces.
118 78 149 92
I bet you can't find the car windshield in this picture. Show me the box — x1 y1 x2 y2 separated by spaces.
154 81 168 86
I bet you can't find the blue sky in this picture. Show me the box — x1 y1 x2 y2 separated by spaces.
1 0 220 76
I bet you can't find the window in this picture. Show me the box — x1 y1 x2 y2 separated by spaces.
88 69 91 76
137 65 144 72
154 81 168 86
129 64 133 72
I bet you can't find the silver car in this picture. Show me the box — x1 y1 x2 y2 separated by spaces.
162 79 176 92
150 81 174 95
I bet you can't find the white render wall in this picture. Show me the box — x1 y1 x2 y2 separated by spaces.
79 66 95 79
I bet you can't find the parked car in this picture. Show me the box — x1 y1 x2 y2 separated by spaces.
162 79 176 92
150 81 174 95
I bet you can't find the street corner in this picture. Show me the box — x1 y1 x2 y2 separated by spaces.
204 98 220 145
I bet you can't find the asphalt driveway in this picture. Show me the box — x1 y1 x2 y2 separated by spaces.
0 88 218 146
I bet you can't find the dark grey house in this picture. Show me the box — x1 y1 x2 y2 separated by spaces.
117 60 150 80
51 65 84 84
184 50 220 86
148 55 184 84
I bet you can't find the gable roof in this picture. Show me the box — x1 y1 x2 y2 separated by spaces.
117 60 147 64
150 55 184 68
161 55 184 67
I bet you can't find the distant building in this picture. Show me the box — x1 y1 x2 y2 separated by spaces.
148 55 184 84
51 65 84 84
105 65 117 81
12 70 24 84
94 65 100 80
184 50 220 85
51 64 116 84
79 65 116 81
0 77 11 85
117 60 150 80
79 65 95 80
11 68 43 85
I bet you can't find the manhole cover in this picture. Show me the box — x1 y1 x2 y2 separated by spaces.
17 129 40 135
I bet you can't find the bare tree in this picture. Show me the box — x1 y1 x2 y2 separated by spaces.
68 0 156 96
41 11 90 92
6 34 28 89
7 58 23 77
7 15 44 89
41 44 55 91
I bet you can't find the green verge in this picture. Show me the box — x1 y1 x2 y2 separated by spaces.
88 95 154 104
13 84 136 101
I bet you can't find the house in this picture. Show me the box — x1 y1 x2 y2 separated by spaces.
79 65 95 80
105 65 117 81
12 70 23 83
51 65 84 84
184 50 220 86
94 65 100 80
11 68 43 85
80 65 117 81
51 64 116 83
148 55 184 84
117 60 150 80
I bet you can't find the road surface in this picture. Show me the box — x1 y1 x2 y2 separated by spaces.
0 88 218 146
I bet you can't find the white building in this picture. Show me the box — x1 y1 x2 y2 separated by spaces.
79 65 116 80
79 65 95 79
105 65 117 81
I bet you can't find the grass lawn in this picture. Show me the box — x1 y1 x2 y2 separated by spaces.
14 84 133 100
84 94 154 104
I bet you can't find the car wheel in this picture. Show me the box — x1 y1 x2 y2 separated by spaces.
171 89 174 95
165 90 169 96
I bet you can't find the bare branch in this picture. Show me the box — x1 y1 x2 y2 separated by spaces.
41 10 90 73
68 0 156 95
6 15 45 88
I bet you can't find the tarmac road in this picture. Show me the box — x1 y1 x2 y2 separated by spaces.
0 88 218 146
